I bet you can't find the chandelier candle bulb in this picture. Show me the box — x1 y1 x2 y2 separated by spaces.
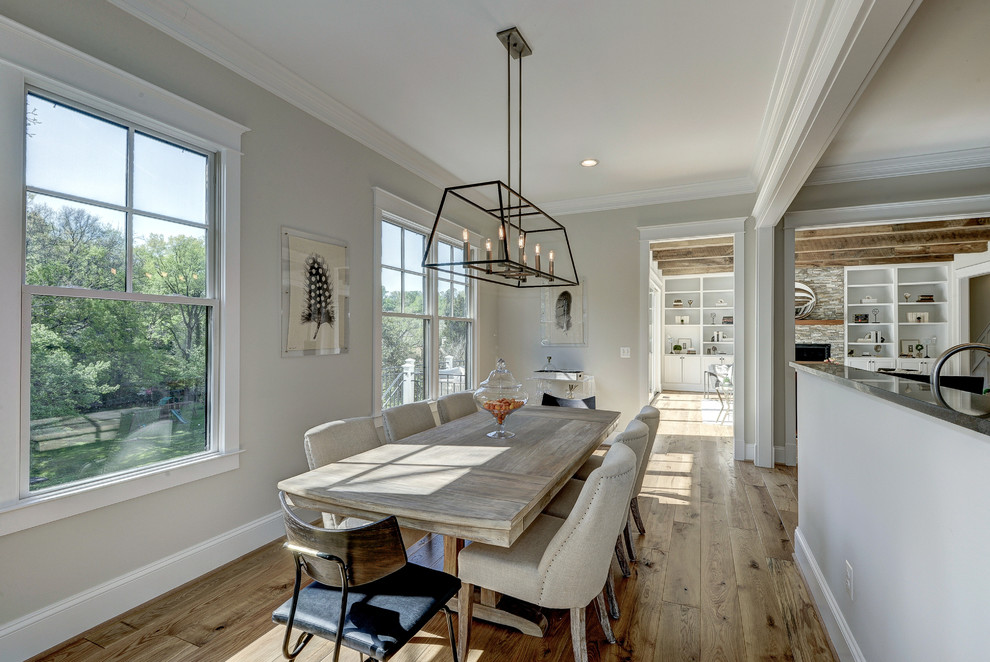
534 243 541 271
498 224 506 259
548 250 554 279
462 229 470 260
485 238 492 273
519 233 526 264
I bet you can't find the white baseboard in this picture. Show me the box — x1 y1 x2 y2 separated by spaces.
772 444 798 466
793 527 864 662
0 511 284 661
745 442 756 461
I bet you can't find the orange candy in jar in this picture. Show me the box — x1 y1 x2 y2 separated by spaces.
482 397 524 424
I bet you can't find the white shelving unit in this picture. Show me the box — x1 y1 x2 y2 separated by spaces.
663 273 734 391
845 263 951 373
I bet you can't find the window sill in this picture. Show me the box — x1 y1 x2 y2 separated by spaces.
0 451 241 537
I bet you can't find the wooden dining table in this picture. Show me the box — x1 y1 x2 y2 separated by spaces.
277 403 619 636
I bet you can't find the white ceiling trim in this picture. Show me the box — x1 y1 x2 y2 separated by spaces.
638 217 747 242
108 0 460 191
751 0 923 229
806 146 990 186
542 176 755 217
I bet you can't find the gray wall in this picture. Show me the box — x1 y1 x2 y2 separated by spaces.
0 0 495 634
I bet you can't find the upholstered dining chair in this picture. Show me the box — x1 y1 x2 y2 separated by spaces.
541 392 597 409
381 401 437 442
273 492 461 662
456 443 637 662
436 390 479 424
303 417 425 547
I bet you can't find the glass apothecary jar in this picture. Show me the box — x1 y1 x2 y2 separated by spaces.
474 358 528 438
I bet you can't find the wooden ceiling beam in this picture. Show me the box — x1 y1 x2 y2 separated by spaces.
649 236 732 251
652 245 734 261
796 241 989 262
658 266 734 276
656 257 734 270
796 254 960 268
795 228 990 252
795 217 990 240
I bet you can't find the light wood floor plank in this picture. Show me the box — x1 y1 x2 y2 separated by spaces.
662 521 701 607
700 501 745 662
728 527 793 662
767 559 837 662
654 602 701 662
744 484 795 560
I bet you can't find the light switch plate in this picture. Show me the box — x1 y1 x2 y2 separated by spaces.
620 346 631 358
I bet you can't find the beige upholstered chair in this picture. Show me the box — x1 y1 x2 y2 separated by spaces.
456 443 637 662
381 401 437 442
436 391 478 424
303 416 425 547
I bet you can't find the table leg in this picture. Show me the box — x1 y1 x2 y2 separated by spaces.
443 535 464 575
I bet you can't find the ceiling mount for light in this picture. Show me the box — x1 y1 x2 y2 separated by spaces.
580 158 599 167
423 27 578 288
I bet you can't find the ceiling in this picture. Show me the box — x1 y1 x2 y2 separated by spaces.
109 0 990 220
651 219 990 274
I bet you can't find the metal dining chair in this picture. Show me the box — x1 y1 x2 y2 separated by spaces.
273 492 461 661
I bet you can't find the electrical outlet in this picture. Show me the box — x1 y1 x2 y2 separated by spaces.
845 560 854 601
620 346 631 359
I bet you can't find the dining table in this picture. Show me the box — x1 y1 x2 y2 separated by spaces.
277 403 620 636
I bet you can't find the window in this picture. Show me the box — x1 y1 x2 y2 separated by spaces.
0 21 245 533
375 193 475 412
23 91 216 493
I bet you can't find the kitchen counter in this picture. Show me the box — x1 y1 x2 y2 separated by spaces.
790 361 990 436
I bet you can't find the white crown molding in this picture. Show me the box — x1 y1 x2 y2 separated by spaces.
783 192 990 229
638 217 748 242
806 146 990 185
108 0 460 190
542 176 755 217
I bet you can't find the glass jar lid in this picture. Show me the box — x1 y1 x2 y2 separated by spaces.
479 358 521 390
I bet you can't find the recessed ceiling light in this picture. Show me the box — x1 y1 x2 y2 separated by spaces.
580 158 599 167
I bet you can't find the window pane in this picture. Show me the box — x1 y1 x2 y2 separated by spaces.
381 222 402 268
450 244 466 276
381 268 401 312
381 316 427 408
25 93 127 205
452 282 467 318
25 193 126 290
403 273 424 314
404 229 424 273
437 280 453 317
29 295 210 491
133 133 208 223
439 320 470 396
133 217 208 297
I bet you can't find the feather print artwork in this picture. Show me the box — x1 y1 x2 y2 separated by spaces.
301 253 335 338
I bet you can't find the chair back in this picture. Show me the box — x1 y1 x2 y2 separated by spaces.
279 492 406 587
304 416 381 470
541 392 597 409
615 419 650 495
382 401 437 442
537 443 636 608
633 405 660 485
436 391 478 424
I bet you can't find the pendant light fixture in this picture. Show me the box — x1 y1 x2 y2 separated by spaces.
423 27 578 288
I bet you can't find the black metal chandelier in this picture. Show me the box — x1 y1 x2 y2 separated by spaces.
423 27 578 288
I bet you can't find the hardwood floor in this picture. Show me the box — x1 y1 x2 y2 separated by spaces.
29 392 837 662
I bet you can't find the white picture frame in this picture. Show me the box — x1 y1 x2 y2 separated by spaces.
282 226 349 356
541 282 587 346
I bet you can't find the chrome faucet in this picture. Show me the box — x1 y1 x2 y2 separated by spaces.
929 342 990 408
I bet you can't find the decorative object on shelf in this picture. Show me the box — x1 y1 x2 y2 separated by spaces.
677 337 692 350
874 344 883 353
901 339 919 357
872 307 880 323
915 343 925 355
848 349 854 356
424 27 577 288
853 313 869 323
541 283 586 345
474 359 528 438
906 312 929 323
672 299 683 308
675 315 689 324
687 299 694 307
903 292 911 303
282 226 349 356
672 344 683 354
860 296 877 304
917 294 934 302
927 336 936 359
710 313 716 324
722 315 733 325
795 282 817 319
716 298 728 307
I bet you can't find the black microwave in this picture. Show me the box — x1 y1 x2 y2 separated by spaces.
795 343 831 362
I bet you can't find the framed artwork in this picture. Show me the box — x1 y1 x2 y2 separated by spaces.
853 313 869 323
900 339 919 356
541 282 586 346
282 226 349 356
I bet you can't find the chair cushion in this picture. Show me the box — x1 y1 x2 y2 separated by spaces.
272 562 460 661
543 478 585 518
457 514 566 605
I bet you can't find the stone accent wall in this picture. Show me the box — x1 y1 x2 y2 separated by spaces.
795 266 845 364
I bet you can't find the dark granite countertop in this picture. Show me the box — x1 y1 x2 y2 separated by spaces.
791 361 990 437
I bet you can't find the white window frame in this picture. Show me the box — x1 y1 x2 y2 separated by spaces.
372 188 478 414
0 16 247 535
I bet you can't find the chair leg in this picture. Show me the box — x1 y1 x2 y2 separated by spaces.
570 605 589 662
457 583 473 662
623 519 637 563
630 497 646 535
604 570 620 619
442 605 459 662
594 592 616 644
614 536 630 577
